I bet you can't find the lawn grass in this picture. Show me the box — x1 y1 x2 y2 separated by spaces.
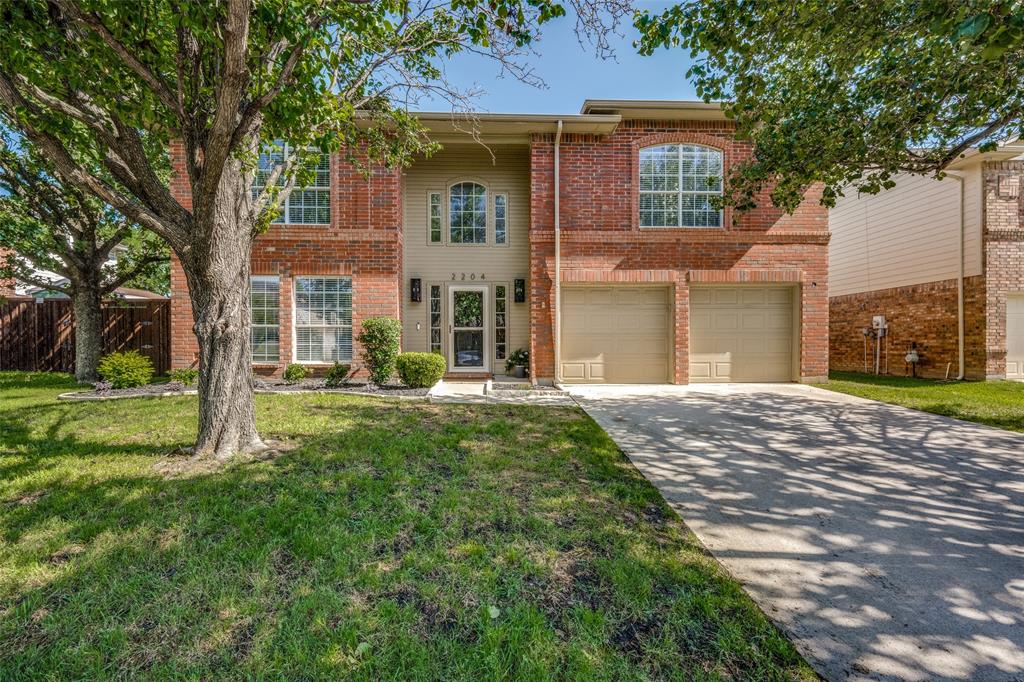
0 372 812 680
824 371 1024 432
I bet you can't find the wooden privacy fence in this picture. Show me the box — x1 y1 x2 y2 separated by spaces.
0 298 170 375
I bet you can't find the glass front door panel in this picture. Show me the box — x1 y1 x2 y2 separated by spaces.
453 290 483 328
454 330 484 367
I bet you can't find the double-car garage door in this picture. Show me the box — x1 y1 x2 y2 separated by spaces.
560 285 796 383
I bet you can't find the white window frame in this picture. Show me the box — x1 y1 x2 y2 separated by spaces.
494 283 508 361
292 276 353 364
253 142 331 226
250 276 280 364
447 180 489 246
427 191 443 244
428 284 443 354
638 144 724 229
494 193 508 246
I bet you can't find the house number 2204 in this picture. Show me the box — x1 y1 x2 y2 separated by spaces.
451 273 485 281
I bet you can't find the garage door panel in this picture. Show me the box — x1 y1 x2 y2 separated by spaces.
1008 296 1024 380
690 286 795 383
561 286 671 383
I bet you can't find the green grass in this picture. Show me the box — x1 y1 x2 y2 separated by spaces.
823 371 1024 432
0 372 812 681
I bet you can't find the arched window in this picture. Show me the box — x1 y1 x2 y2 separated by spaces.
449 181 487 244
639 144 723 228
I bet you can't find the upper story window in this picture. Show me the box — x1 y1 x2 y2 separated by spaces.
639 144 723 228
449 181 487 244
253 142 331 225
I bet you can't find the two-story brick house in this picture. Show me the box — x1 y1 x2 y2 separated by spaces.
169 100 829 384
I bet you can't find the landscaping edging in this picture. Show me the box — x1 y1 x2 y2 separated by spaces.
58 388 429 402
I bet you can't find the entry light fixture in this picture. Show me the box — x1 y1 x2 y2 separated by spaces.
514 278 526 303
410 278 422 302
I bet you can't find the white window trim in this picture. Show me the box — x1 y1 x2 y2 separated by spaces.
291 276 353 364
254 142 332 226
638 143 724 229
493 193 509 247
493 282 508 362
445 179 491 247
250 275 280 364
428 283 443 354
427 190 443 245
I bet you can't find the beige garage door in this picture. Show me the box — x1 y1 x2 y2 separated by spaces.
1007 295 1024 380
690 286 796 382
560 286 671 383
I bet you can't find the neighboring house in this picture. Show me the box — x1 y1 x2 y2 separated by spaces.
829 142 1024 380
11 246 167 300
169 100 829 384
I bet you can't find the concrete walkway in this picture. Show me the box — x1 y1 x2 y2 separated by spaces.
428 380 575 406
567 383 1024 682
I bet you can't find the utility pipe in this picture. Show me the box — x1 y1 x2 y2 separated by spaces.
553 120 563 384
949 173 966 380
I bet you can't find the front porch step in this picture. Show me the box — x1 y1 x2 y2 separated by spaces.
443 372 492 381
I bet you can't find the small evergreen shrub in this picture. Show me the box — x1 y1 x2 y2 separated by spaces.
283 363 309 384
97 350 154 389
395 352 446 388
168 367 199 387
357 317 402 385
325 362 351 387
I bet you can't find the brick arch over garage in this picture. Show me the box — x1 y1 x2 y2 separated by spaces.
629 132 737 230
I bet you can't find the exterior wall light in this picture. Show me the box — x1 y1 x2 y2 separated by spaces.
514 278 526 303
410 278 421 303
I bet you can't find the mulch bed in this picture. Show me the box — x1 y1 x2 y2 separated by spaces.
60 379 429 401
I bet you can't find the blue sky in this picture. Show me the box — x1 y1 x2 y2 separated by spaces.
420 3 699 114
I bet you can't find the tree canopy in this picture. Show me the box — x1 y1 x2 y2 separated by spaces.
636 2 1024 211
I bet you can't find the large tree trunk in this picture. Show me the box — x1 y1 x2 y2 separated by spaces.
183 160 263 459
72 285 103 383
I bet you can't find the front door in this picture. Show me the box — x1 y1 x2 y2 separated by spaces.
449 285 489 373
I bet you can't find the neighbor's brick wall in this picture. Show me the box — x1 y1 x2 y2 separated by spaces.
829 276 986 379
169 143 403 376
529 121 830 383
982 161 1024 379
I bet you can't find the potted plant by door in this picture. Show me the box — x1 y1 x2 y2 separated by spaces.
506 348 529 379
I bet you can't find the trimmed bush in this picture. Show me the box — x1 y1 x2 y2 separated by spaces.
97 350 154 389
357 317 402 385
396 352 446 388
168 367 198 387
325 362 351 388
283 363 309 384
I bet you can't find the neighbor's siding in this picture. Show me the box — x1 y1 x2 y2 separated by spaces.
401 144 531 365
828 169 983 297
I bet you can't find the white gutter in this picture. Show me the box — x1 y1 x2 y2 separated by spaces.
949 172 966 380
553 120 563 384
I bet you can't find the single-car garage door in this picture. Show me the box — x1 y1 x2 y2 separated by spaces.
689 286 796 382
561 286 671 383
1007 295 1024 380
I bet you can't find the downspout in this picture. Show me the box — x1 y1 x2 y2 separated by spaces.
553 120 563 384
949 172 966 380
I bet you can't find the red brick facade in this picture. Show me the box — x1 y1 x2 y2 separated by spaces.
529 121 830 383
169 144 403 377
170 114 830 383
828 160 1024 380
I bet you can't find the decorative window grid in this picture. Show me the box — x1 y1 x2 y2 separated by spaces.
251 276 280 363
639 144 723 228
494 284 507 361
449 181 487 244
294 277 352 362
429 285 442 354
428 191 442 243
252 142 331 225
494 193 508 245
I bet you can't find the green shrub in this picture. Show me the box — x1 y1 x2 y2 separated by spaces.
97 350 154 389
283 363 309 384
168 367 198 387
357 317 402 385
325 362 351 387
395 352 446 388
505 348 529 374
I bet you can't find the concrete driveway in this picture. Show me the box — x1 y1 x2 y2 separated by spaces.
566 383 1024 682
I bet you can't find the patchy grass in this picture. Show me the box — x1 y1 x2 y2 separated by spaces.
0 371 813 680
824 371 1024 432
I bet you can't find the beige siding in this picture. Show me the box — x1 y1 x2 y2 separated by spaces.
402 144 530 369
829 170 983 297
